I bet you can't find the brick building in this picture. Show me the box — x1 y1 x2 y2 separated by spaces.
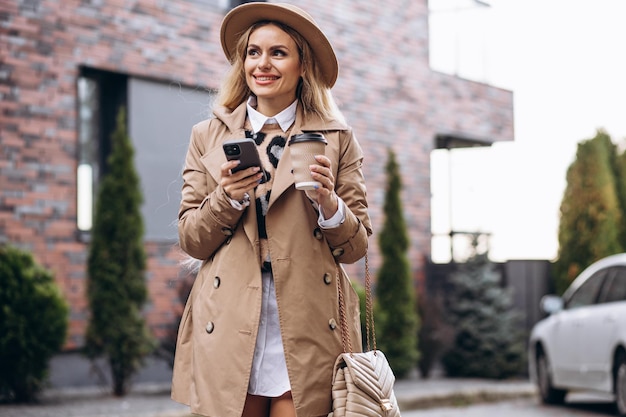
0 0 514 348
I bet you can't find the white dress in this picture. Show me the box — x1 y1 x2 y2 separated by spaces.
248 270 291 396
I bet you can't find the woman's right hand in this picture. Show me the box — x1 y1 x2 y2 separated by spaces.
220 160 263 202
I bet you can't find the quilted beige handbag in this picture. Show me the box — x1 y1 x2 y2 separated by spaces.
329 254 401 417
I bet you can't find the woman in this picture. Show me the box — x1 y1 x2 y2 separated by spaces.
171 3 372 417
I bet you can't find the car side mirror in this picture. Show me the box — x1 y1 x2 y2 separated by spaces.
540 295 564 314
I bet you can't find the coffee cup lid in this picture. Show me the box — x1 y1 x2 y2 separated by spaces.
288 133 328 146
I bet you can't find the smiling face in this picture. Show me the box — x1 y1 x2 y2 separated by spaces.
244 23 304 116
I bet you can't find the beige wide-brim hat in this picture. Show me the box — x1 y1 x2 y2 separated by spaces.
220 2 338 88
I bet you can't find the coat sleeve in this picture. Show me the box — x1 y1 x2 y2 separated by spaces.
322 128 372 264
178 122 245 260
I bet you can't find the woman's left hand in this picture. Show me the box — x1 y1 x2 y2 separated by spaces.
305 155 339 218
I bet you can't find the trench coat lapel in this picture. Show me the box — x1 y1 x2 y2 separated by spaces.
200 104 260 248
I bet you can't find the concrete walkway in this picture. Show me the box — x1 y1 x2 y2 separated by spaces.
0 377 537 417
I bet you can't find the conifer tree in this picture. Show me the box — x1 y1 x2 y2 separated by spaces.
85 107 155 396
442 240 525 379
375 148 419 378
554 130 622 294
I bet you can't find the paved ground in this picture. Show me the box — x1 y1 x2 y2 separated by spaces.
402 395 616 417
1 351 534 416
0 384 187 417
0 377 537 417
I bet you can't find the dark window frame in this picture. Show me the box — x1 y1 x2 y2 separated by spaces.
76 67 128 237
76 67 215 241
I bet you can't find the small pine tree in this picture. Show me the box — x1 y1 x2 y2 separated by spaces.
0 244 68 402
442 241 525 379
375 148 420 378
85 107 155 396
554 130 623 294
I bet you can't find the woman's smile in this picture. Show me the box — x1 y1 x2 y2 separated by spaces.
253 75 280 83
245 23 303 115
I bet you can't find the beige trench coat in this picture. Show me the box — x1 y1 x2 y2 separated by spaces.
171 102 372 417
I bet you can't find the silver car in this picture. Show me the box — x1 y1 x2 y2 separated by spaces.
528 253 626 416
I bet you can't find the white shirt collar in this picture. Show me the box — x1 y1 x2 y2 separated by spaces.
246 96 297 134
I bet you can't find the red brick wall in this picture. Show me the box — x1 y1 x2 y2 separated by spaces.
0 0 513 348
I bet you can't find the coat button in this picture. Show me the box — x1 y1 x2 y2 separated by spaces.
323 273 332 285
213 277 221 288
205 321 215 334
221 227 233 236
313 228 323 240
328 318 337 330
332 247 344 257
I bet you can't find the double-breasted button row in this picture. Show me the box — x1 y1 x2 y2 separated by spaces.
313 228 323 240
331 247 344 257
323 273 332 285
206 275 223 333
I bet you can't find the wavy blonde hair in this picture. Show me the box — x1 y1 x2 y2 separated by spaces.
216 21 345 124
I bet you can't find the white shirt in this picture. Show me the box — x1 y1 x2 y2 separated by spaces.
246 96 297 133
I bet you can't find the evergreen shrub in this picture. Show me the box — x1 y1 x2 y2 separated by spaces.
442 246 525 379
0 244 68 402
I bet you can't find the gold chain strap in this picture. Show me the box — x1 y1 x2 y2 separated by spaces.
364 253 376 352
336 262 353 353
336 253 375 354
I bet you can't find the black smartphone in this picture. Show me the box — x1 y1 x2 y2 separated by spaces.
223 138 266 181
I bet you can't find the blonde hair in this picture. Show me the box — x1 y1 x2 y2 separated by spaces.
216 21 345 124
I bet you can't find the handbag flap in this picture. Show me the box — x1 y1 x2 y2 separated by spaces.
336 350 396 402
